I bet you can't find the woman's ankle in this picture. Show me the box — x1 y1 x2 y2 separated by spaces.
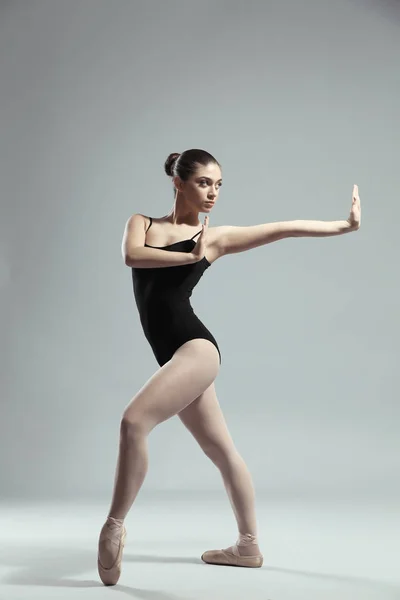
106 515 125 527
235 532 260 556
237 532 258 546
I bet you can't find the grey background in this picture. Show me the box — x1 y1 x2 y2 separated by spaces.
1 0 398 502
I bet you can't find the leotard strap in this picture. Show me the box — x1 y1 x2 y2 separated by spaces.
190 229 202 240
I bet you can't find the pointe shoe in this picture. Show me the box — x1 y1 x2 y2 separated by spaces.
97 517 127 586
201 544 263 568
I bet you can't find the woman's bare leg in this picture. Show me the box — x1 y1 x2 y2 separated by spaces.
98 339 220 583
177 382 261 557
107 339 220 519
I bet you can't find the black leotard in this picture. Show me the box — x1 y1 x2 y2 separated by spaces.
130 217 221 367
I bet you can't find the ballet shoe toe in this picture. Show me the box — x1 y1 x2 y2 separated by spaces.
201 547 263 568
97 521 127 586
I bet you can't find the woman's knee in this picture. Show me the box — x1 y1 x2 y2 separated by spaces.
120 413 151 439
202 442 237 467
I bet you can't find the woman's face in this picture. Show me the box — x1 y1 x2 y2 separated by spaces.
176 162 223 213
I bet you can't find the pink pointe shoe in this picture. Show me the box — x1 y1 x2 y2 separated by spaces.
201 534 263 568
97 517 127 586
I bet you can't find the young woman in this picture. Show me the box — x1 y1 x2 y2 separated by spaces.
97 148 361 585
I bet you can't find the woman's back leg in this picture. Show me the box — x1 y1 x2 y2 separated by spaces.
177 382 262 564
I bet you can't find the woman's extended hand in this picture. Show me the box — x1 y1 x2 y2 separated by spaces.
347 184 361 230
191 215 209 262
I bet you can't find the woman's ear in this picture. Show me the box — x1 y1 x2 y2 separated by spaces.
173 175 184 192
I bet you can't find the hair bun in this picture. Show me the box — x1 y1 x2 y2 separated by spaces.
164 153 181 177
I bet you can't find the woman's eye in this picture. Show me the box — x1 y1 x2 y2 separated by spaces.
200 181 221 188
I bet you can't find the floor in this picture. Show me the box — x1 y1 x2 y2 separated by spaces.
1 492 399 600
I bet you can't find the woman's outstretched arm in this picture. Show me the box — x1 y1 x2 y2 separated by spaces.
217 185 361 256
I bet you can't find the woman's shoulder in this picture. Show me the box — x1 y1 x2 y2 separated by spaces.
135 213 166 224
136 214 152 225
129 213 156 230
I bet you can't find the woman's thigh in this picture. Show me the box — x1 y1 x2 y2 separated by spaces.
123 338 220 432
177 382 237 462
